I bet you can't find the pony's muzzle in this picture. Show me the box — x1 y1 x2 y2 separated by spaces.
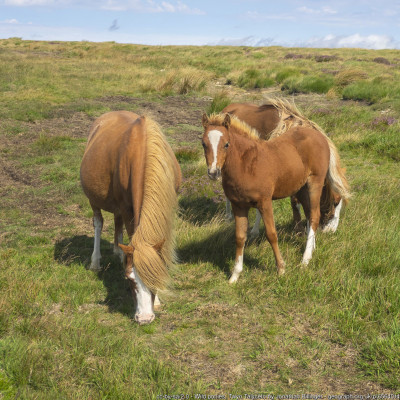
135 313 155 325
208 168 221 180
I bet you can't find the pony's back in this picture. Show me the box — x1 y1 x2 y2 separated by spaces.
223 103 280 140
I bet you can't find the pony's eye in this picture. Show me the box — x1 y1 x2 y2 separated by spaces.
202 142 206 148
224 142 230 149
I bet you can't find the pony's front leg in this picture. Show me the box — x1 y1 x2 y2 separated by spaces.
228 204 249 284
259 199 286 275
90 207 103 271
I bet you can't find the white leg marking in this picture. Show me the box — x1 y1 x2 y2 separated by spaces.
229 254 243 284
249 210 262 239
321 199 343 233
208 130 223 174
302 226 316 265
129 269 155 325
90 215 102 271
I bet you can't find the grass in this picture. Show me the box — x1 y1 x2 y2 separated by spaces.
1 39 400 398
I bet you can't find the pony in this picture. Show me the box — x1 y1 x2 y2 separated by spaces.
201 112 350 282
80 111 181 324
222 99 348 234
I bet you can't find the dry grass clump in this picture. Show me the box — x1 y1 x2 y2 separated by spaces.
335 68 368 87
157 68 210 95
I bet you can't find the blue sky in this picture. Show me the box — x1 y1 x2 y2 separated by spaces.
1 0 400 49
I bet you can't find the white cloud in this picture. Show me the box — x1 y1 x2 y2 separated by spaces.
145 0 204 14
3 0 54 4
2 18 19 23
305 33 398 49
245 10 295 21
211 36 279 47
1 0 205 14
211 33 399 50
297 6 337 15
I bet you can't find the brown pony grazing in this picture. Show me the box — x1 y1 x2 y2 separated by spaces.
201 113 350 282
222 99 349 234
80 111 181 324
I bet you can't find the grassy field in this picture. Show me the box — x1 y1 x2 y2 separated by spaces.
0 38 400 399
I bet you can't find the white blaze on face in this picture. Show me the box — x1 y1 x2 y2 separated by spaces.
128 268 155 324
208 129 223 172
321 199 343 233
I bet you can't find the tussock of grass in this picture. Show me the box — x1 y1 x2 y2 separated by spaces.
206 91 232 114
282 74 335 94
335 68 368 87
237 68 274 89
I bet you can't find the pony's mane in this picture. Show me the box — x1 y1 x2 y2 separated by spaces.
265 97 351 202
208 113 261 141
264 97 324 139
130 116 177 293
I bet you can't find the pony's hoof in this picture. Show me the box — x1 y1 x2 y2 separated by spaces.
89 261 102 271
277 262 286 276
277 267 286 276
228 273 240 284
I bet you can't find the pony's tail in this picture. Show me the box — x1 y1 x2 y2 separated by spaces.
326 139 351 205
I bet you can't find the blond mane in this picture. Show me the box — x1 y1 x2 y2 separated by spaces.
208 113 261 141
266 97 351 202
130 117 178 292
262 97 324 139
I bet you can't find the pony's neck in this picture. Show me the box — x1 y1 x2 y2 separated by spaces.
223 130 259 177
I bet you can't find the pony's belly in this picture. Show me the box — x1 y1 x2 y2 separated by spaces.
272 181 307 200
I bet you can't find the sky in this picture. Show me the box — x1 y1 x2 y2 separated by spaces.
1 0 400 49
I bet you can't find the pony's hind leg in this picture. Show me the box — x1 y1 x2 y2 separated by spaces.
302 178 324 265
259 198 286 275
290 195 303 231
113 213 124 262
225 198 233 221
229 204 249 284
90 207 103 271
249 209 262 239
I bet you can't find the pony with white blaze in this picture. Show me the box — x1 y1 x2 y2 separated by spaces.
201 113 350 282
80 111 181 324
222 99 349 234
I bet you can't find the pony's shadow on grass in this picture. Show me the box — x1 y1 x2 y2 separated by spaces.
54 235 135 318
179 196 225 225
177 199 264 277
177 203 306 278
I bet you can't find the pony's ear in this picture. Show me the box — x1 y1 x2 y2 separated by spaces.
153 239 166 255
202 113 209 128
118 243 134 255
223 113 231 129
